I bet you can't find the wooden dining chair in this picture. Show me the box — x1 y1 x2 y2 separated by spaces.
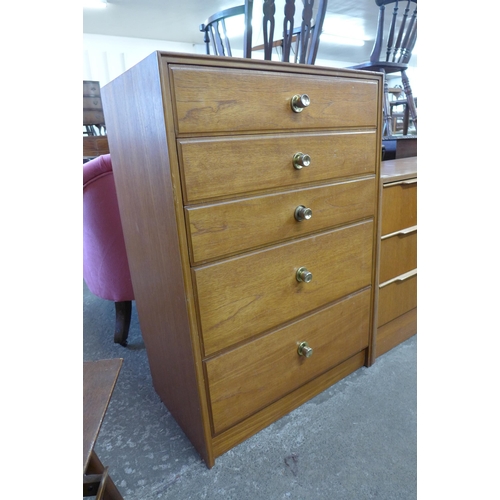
349 0 417 137
200 0 329 65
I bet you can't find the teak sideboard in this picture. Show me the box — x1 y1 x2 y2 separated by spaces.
376 157 417 357
101 51 384 468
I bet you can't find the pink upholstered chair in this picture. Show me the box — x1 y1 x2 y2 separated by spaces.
83 154 134 346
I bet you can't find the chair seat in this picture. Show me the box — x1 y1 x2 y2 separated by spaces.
349 61 409 74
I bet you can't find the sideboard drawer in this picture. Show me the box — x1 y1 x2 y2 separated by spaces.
83 96 103 110
194 220 374 355
186 178 376 263
83 81 101 97
206 289 371 435
379 229 417 283
178 131 377 202
170 66 379 135
381 178 417 236
378 273 417 327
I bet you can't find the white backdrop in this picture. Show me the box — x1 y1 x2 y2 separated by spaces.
83 33 416 95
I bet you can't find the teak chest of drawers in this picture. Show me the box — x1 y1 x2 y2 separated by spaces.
376 157 417 357
101 51 384 468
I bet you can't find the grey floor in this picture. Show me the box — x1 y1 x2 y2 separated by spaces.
84 281 417 500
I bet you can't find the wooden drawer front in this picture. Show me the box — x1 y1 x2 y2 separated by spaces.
206 289 370 435
83 136 110 157
381 179 417 236
378 273 417 327
83 111 105 125
83 96 103 110
170 66 379 135
186 178 376 264
194 220 373 356
178 131 377 202
83 96 104 124
379 230 417 283
83 81 101 97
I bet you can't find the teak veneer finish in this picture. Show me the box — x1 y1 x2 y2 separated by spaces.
375 157 417 358
170 66 379 134
207 289 371 434
186 178 376 264
379 230 417 283
101 52 383 468
83 136 109 158
196 221 374 355
179 131 377 202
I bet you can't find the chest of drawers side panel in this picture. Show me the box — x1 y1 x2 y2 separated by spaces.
361 72 384 367
101 52 214 466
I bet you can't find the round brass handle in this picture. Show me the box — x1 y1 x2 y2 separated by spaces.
293 152 311 169
294 205 313 222
296 267 312 283
298 341 313 358
291 94 310 113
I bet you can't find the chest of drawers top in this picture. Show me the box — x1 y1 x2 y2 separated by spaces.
101 51 383 468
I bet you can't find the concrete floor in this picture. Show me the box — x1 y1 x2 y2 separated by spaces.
84 281 417 499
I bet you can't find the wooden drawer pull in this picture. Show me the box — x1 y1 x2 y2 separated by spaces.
384 177 417 188
381 225 417 240
379 268 417 288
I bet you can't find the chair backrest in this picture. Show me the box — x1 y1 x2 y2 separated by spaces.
200 4 252 58
200 0 328 65
370 0 417 65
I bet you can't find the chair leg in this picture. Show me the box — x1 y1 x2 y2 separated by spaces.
381 70 393 138
402 104 410 135
84 450 124 499
401 70 417 133
114 301 132 347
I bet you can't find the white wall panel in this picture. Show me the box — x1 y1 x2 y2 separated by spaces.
83 34 200 86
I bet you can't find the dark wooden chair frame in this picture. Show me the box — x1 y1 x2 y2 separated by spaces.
350 0 417 137
200 0 328 65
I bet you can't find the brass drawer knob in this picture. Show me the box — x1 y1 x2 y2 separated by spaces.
293 152 311 169
296 267 312 283
298 341 313 358
294 205 312 221
291 94 310 112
